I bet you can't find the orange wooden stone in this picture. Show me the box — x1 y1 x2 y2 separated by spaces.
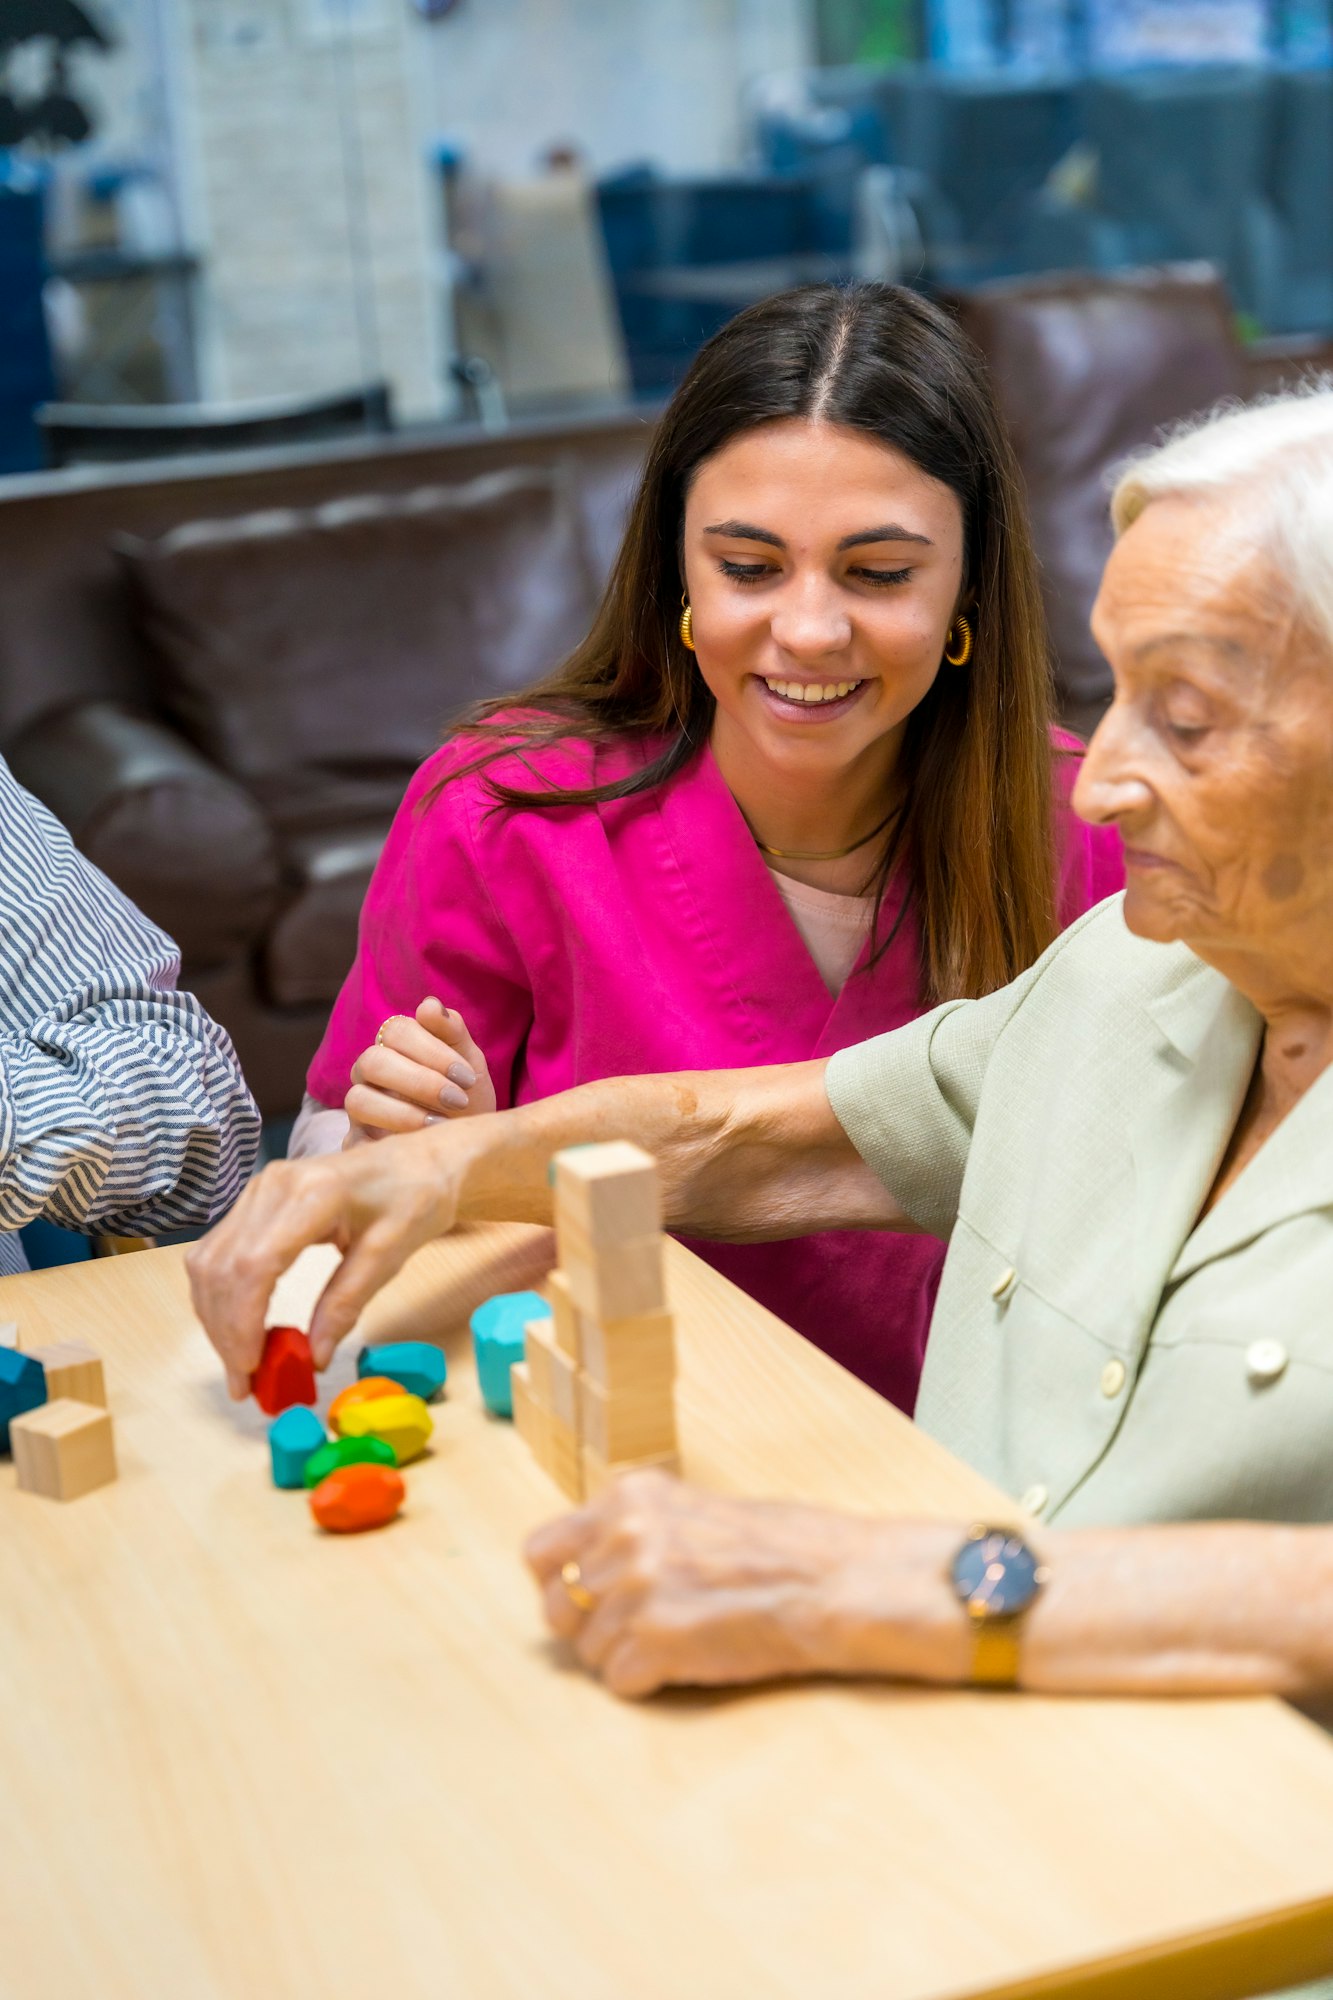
328 1377 406 1436
308 1461 405 1534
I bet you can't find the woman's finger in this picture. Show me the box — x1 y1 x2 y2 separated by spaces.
351 1043 469 1112
416 998 488 1081
524 1503 604 1586
344 1083 441 1136
373 1013 479 1089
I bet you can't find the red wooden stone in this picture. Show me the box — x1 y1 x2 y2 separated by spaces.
251 1324 317 1416
308 1461 405 1534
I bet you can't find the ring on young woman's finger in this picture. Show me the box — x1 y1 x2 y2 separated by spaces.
375 1015 409 1048
561 1559 596 1612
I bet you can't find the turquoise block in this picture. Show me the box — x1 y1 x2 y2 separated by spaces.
0 1347 45 1453
269 1404 326 1489
470 1290 552 1418
357 1339 447 1402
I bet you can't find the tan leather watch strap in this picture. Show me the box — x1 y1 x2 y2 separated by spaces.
969 1613 1022 1688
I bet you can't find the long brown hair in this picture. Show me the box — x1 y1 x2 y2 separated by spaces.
439 281 1057 1003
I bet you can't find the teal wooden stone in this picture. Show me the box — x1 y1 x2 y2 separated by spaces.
0 1348 46 1453
268 1405 326 1489
357 1340 447 1403
470 1290 552 1419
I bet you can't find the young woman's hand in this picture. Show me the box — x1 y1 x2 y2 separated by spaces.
344 998 496 1142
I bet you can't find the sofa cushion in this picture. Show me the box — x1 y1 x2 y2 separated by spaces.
116 466 598 791
949 264 1247 735
263 823 389 1009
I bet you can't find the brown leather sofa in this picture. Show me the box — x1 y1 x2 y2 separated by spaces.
0 266 1325 1122
0 410 651 1116
946 262 1333 736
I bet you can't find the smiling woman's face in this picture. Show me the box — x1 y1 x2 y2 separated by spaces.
680 418 965 791
1074 494 1333 966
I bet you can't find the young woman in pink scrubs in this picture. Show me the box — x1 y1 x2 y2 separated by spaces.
295 283 1121 1411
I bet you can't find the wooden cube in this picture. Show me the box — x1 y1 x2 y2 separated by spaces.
545 1269 584 1361
578 1375 677 1464
579 1308 676 1395
524 1318 579 1430
582 1444 680 1500
0 1322 19 1350
510 1363 551 1471
553 1142 661 1245
12 1399 117 1501
27 1341 106 1409
546 1413 584 1503
560 1228 667 1324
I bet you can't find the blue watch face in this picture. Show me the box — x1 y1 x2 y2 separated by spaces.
951 1530 1042 1617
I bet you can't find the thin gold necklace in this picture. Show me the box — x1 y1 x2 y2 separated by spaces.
753 803 899 864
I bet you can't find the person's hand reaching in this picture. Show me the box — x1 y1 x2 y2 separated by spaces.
345 999 496 1143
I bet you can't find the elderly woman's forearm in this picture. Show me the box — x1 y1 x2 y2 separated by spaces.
1018 1524 1333 1699
455 1062 909 1239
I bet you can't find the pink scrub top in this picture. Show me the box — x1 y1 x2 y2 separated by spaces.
308 725 1123 1411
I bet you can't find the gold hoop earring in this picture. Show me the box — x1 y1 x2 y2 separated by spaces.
944 614 973 667
679 594 695 652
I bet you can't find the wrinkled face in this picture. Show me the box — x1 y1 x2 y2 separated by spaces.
1074 495 1333 967
680 418 965 786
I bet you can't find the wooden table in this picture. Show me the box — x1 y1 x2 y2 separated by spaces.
3 1230 1333 2000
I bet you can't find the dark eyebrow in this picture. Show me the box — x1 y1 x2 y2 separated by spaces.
703 519 933 551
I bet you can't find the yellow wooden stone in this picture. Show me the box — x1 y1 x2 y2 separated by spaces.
333 1392 432 1466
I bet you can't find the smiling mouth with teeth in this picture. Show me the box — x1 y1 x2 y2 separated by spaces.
763 679 864 704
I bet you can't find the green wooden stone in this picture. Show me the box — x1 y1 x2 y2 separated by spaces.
302 1434 397 1488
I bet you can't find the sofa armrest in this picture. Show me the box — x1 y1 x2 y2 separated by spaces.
8 701 282 969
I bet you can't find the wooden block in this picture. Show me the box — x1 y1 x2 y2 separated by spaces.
545 1269 583 1362
579 1308 676 1394
582 1444 680 1500
547 1413 584 1502
524 1318 579 1430
578 1375 677 1464
510 1362 552 1471
12 1399 116 1501
553 1142 661 1245
560 1228 667 1324
27 1341 106 1409
0 1322 19 1349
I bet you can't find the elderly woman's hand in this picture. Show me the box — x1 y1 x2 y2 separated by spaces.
524 1472 969 1699
186 1127 464 1398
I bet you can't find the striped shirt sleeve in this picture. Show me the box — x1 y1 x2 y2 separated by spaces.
0 758 260 1260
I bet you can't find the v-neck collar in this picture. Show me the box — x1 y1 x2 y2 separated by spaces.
646 739 920 1061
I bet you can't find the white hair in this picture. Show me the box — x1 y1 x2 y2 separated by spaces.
1110 379 1333 650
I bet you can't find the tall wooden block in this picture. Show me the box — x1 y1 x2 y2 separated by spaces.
578 1375 677 1464
27 1341 106 1409
582 1445 679 1500
545 1269 583 1361
579 1309 676 1395
524 1319 579 1431
553 1141 661 1246
12 1399 117 1501
561 1229 667 1325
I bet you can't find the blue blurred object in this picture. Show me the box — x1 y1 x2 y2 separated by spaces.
0 173 56 474
19 1219 93 1270
470 1290 551 1419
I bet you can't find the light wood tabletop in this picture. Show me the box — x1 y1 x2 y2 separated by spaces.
3 1228 1333 2000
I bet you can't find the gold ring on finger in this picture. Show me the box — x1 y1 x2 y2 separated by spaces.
375 1015 406 1048
561 1559 595 1612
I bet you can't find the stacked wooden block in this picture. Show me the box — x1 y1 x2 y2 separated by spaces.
8 1339 116 1501
512 1142 678 1500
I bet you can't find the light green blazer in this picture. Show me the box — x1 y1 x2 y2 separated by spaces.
826 896 1333 1530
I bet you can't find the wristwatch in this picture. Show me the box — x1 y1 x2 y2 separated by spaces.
949 1524 1050 1688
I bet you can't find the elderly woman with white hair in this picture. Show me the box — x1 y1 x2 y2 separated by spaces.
190 386 1333 1709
